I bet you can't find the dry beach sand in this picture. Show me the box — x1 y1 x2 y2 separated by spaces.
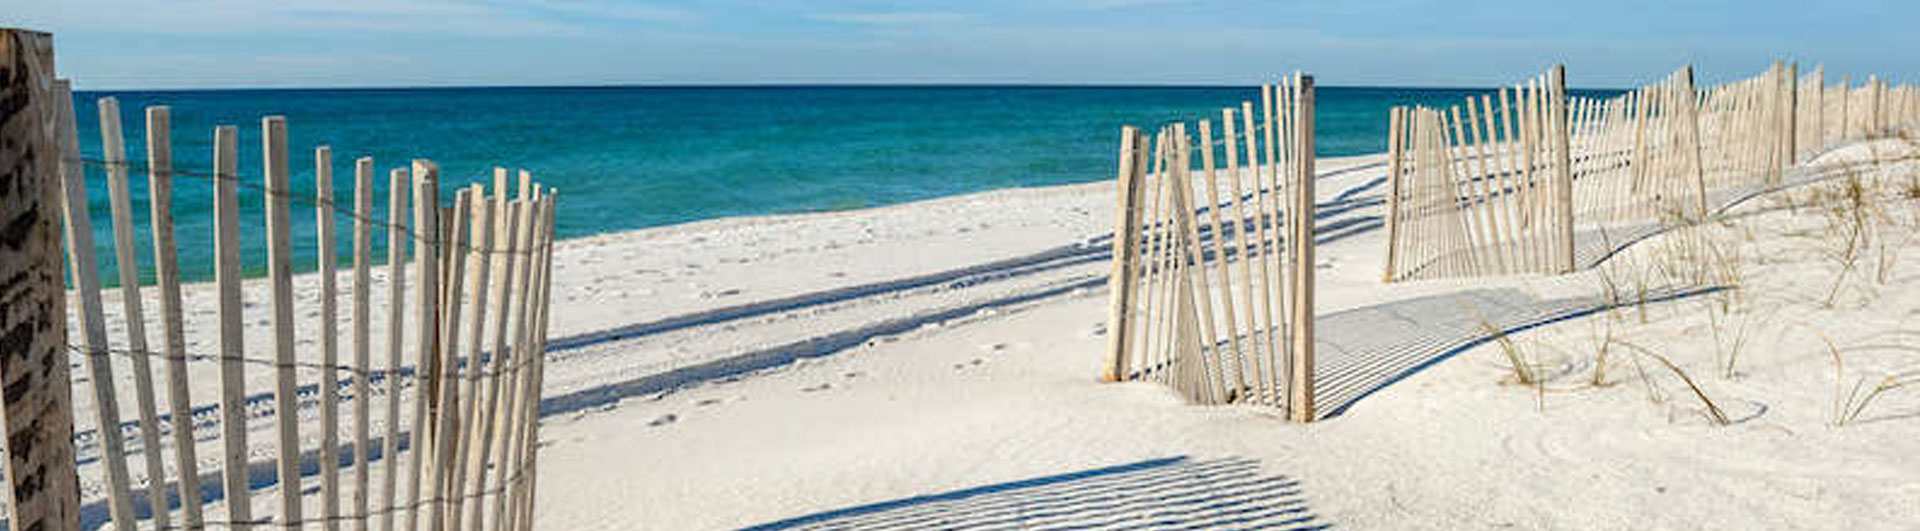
63 140 1920 529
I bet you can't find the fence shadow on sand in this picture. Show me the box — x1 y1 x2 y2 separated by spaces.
741 456 1329 531
1312 285 1719 419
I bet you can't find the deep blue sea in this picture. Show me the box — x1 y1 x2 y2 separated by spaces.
68 85 1620 283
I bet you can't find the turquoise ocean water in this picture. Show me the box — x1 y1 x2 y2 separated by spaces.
68 85 1619 283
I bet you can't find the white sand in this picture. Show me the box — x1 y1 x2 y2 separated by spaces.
59 140 1920 529
526 141 1920 530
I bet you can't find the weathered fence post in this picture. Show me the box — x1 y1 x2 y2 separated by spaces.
1382 106 1404 283
1869 76 1883 135
1289 75 1317 422
1549 65 1575 273
1785 62 1798 165
0 27 81 531
1103 127 1145 382
55 79 139 531
1839 75 1852 141
1813 67 1825 149
1682 66 1709 219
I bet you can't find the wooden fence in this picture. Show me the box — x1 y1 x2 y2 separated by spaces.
1382 62 1920 282
1381 66 1576 280
0 29 558 531
1102 74 1318 422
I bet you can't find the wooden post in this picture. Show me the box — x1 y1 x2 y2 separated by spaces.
404 160 440 531
378 166 408 531
451 187 494 531
95 96 173 530
1289 75 1316 422
1839 75 1851 141
261 115 304 529
54 79 139 531
1681 66 1709 219
1785 62 1798 165
1383 107 1404 282
316 145 343 531
146 104 206 529
351 157 375 531
1102 127 1144 382
212 123 253 530
1814 67 1826 148
0 27 82 531
1869 76 1883 135
1549 65 1576 273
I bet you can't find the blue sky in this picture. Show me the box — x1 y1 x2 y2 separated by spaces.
6 0 1914 90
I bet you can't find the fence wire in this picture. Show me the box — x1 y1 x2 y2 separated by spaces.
65 155 548 258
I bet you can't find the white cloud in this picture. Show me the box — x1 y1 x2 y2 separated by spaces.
1 0 679 39
530 1 700 23
1068 0 1195 10
808 11 975 25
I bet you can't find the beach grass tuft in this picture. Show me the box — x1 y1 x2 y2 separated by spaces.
1612 339 1730 426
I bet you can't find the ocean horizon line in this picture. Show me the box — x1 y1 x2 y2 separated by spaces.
74 82 1637 94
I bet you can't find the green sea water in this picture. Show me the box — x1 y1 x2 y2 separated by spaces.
67 85 1620 282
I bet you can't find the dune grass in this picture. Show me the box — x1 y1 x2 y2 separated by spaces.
1610 339 1731 426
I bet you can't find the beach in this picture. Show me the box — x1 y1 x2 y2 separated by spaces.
61 136 1920 528
9 3 1920 529
524 139 1920 530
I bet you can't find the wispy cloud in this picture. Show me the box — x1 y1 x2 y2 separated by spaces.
3 0 676 38
1069 0 1196 10
531 1 700 23
808 11 975 25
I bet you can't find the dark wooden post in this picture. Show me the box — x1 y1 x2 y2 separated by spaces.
0 27 82 531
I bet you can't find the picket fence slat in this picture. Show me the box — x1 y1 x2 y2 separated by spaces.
452 187 495 531
262 115 304 529
353 157 376 531
96 96 174 530
146 103 208 529
318 145 344 531
378 165 410 531
429 188 471 531
55 79 139 531
405 160 441 531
